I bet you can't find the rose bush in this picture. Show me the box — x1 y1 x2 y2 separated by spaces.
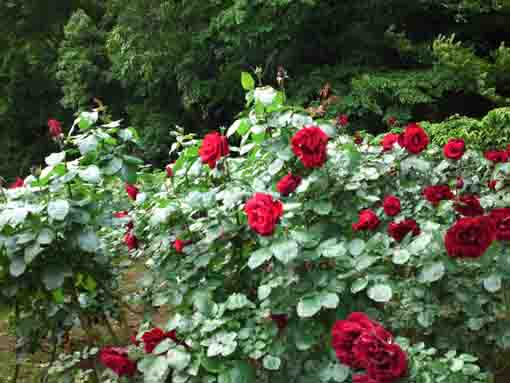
91 75 503 382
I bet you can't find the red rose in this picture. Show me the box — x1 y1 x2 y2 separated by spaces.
485 150 508 163
9 177 24 189
488 180 498 190
358 337 407 383
353 375 377 383
199 132 229 169
173 239 191 253
125 183 139 201
276 173 302 196
338 114 349 126
456 177 464 189
99 347 137 377
270 314 289 332
141 328 178 354
115 211 133 229
352 209 380 231
454 194 484 217
48 119 62 138
443 139 465 160
398 123 429 154
331 312 392 369
445 216 496 258
291 125 329 168
383 196 401 216
423 185 454 206
489 208 510 240
244 193 283 236
387 219 420 242
124 231 138 251
380 133 399 152
387 116 397 126
165 163 174 177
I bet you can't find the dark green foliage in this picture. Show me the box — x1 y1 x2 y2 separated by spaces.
3 0 510 180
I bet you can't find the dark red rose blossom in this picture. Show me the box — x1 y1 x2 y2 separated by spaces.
244 193 283 236
489 208 510 241
173 239 191 253
380 133 399 152
456 177 464 189
199 132 229 169
423 185 454 206
125 184 139 201
488 180 498 190
387 219 420 242
270 314 289 332
124 231 138 251
398 123 429 154
454 194 484 217
291 125 329 168
485 150 508 164
383 196 401 217
9 177 24 189
99 347 137 377
358 337 408 383
443 139 465 160
445 216 496 258
387 116 397 126
141 328 178 354
352 209 380 231
353 374 377 383
338 114 349 126
48 119 62 138
276 173 302 196
166 163 174 177
331 312 392 369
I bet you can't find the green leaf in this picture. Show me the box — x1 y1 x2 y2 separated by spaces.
37 228 55 245
392 249 410 265
153 338 175 355
52 289 65 304
167 347 191 371
122 155 145 166
42 266 66 290
45 152 66 166
271 239 298 264
348 239 366 256
241 72 255 90
351 277 368 294
77 230 100 253
103 157 123 175
226 294 252 310
248 248 272 270
120 163 138 184
48 200 70 221
297 295 322 318
367 284 393 303
268 159 284 176
263 355 281 370
313 201 332 215
483 274 502 293
24 242 43 264
78 165 101 184
9 256 26 277
320 362 350 382
320 292 339 309
228 361 256 383
139 355 171 383
418 262 445 283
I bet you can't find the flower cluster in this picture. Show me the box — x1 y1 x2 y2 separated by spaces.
331 312 407 383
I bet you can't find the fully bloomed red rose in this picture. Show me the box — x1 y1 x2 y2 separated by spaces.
445 216 496 258
354 336 407 383
423 185 454 206
199 132 229 169
244 193 283 236
99 347 137 377
398 123 429 154
454 194 484 217
338 114 349 126
331 312 392 369
381 133 399 152
443 139 465 160
124 231 138 251
352 209 380 231
489 208 510 240
485 150 508 163
9 177 24 189
48 119 62 138
173 239 191 253
291 125 329 168
383 196 401 216
125 183 139 200
387 219 420 242
141 328 178 354
276 173 302 196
